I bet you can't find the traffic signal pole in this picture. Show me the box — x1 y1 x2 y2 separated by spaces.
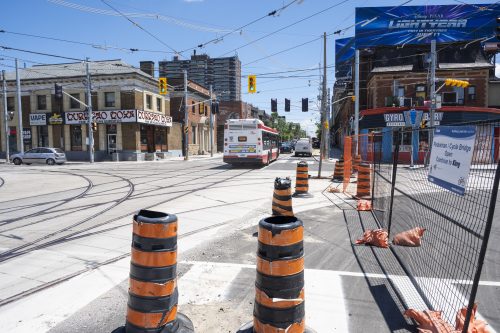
318 32 327 178
15 59 24 154
2 70 9 163
183 70 189 161
86 58 94 163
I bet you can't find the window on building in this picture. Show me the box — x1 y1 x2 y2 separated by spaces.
37 95 47 110
191 101 195 114
192 125 196 144
70 125 82 151
468 86 476 102
455 87 465 105
146 95 152 109
397 86 405 97
105 92 115 107
140 124 148 145
204 105 208 116
70 93 80 109
7 97 15 111
156 97 162 112
38 125 49 147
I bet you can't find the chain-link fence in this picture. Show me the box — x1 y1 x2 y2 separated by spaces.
372 119 500 330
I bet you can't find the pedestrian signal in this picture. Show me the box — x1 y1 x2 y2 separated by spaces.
158 77 167 95
248 75 256 93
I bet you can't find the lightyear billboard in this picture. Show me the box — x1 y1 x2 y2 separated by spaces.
335 37 355 82
355 4 500 48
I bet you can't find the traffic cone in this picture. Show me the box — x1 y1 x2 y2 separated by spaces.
356 162 371 199
112 210 194 333
237 215 314 333
272 177 294 217
332 158 344 181
293 161 312 198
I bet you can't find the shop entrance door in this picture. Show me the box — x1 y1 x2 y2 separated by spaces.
147 127 155 153
107 134 117 154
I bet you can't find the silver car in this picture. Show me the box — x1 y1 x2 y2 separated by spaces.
11 147 67 165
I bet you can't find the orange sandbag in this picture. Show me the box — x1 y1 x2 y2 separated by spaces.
404 309 459 333
455 303 490 333
392 227 426 247
355 229 389 248
357 199 372 211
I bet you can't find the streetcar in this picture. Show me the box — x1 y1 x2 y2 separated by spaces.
223 119 280 166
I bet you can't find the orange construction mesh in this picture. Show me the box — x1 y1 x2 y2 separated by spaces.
342 133 375 199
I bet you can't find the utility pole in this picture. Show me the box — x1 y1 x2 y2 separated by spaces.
209 84 214 157
326 87 331 158
354 49 360 156
2 70 9 163
15 59 24 153
318 32 327 178
429 39 437 134
183 70 189 161
85 58 94 163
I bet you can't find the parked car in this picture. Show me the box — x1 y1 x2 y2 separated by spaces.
294 140 312 157
280 142 293 154
11 147 67 165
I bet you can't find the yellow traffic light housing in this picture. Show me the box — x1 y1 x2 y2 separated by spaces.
444 78 469 88
248 75 256 94
351 95 356 102
159 77 168 95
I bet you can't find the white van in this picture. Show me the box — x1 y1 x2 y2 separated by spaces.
294 139 312 157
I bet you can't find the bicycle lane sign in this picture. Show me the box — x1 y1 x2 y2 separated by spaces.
428 126 476 196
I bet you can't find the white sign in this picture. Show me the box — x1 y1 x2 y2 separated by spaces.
137 110 172 127
29 113 47 126
428 126 476 196
65 110 137 124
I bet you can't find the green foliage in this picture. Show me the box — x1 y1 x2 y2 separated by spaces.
264 113 306 141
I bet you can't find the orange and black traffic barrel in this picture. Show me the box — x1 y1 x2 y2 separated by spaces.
237 216 313 333
353 155 361 173
293 161 311 197
356 162 372 199
332 158 344 181
112 210 194 333
272 177 294 217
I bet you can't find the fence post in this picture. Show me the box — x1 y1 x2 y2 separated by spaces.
386 129 400 237
462 159 500 333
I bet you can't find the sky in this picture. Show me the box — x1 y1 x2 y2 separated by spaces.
0 0 498 136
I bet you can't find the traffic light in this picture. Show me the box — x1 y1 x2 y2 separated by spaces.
158 77 167 95
55 83 63 100
211 101 219 114
271 98 277 112
444 79 469 88
285 98 290 112
92 122 97 131
351 95 356 102
248 75 256 93
420 119 428 129
302 98 308 112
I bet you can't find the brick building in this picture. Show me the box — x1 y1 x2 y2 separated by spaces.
0 60 183 161
169 78 216 155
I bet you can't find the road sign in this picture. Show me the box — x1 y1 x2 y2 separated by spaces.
404 109 423 128
428 126 476 196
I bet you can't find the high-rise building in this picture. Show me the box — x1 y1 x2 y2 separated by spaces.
159 52 241 102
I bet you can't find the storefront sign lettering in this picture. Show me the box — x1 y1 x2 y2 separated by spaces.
29 113 47 126
137 110 172 127
64 110 137 124
384 112 443 127
49 113 63 125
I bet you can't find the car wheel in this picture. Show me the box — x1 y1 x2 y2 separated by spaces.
265 153 271 166
46 158 56 165
13 158 22 165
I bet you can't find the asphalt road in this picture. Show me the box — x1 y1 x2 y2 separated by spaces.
0 153 498 333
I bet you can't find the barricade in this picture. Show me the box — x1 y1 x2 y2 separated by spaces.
112 210 194 333
272 177 294 217
353 155 361 173
237 215 313 333
356 163 372 199
293 161 311 197
332 158 344 181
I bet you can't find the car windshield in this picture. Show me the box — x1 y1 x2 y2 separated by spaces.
54 148 65 154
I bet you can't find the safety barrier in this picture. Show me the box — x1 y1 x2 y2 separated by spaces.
293 161 311 197
112 210 194 333
332 158 344 181
353 154 361 173
272 177 294 217
355 163 372 199
238 215 313 333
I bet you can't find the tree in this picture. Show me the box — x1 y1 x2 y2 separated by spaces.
265 114 306 141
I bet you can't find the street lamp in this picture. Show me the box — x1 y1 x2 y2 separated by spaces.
7 110 14 120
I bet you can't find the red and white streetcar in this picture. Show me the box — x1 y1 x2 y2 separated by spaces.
223 119 280 166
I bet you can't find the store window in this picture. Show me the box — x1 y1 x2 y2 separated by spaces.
191 101 195 114
7 97 15 111
396 86 405 97
146 95 152 109
38 125 49 147
455 87 465 105
37 95 47 110
156 97 162 112
155 128 166 151
468 86 476 102
192 125 196 144
105 92 115 107
70 125 82 151
140 125 148 151
70 93 80 109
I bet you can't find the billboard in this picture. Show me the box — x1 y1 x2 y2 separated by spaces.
335 37 355 82
355 4 500 48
